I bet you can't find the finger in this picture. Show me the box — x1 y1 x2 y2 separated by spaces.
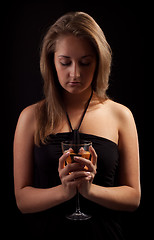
60 162 85 177
74 156 94 172
68 148 74 153
62 170 91 184
59 151 70 170
89 146 97 166
71 171 91 180
67 176 90 188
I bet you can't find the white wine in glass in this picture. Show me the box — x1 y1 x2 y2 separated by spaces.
61 140 92 221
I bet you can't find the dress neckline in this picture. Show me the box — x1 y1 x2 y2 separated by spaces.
52 131 118 147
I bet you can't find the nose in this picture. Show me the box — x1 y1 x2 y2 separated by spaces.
69 62 80 79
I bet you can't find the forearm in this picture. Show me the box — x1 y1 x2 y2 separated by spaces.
15 185 68 214
86 184 140 212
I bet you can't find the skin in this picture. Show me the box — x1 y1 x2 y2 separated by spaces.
14 35 141 214
54 35 97 96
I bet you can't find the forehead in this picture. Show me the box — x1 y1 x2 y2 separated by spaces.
55 34 96 58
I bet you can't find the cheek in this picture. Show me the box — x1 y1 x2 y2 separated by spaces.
54 64 67 84
83 66 96 82
56 71 66 87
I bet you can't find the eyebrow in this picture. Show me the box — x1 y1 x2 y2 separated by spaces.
58 55 70 59
58 55 93 59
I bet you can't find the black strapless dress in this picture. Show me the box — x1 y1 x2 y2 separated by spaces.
22 132 125 240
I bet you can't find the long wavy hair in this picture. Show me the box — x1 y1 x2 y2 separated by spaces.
35 12 112 145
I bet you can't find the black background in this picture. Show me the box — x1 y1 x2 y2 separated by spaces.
2 0 147 238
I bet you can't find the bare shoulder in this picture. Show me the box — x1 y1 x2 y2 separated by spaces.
15 102 40 138
106 100 138 143
105 99 137 135
18 103 38 126
106 99 135 123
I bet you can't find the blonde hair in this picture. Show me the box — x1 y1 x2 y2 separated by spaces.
35 11 112 145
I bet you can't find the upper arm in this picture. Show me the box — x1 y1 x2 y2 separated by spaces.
13 105 36 194
117 106 140 194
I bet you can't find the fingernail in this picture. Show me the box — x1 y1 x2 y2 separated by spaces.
87 175 92 180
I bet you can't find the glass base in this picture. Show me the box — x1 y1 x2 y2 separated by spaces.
66 210 91 221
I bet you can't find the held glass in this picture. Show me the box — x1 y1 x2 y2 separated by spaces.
61 140 92 221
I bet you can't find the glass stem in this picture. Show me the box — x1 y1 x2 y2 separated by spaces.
76 189 81 213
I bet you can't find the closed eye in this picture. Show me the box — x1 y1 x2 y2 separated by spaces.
60 61 91 67
80 62 91 66
60 62 71 66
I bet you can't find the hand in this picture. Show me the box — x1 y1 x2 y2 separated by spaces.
58 151 92 201
74 146 97 198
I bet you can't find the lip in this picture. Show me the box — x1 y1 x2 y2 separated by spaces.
68 82 81 86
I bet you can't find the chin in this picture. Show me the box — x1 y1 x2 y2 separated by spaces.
64 85 92 95
64 87 83 95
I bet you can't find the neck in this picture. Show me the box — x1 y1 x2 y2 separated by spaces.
63 87 93 110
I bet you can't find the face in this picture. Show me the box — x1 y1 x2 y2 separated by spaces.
54 35 97 95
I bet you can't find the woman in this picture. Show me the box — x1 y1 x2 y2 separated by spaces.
14 12 141 239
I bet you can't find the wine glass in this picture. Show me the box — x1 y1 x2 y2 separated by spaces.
61 140 92 221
